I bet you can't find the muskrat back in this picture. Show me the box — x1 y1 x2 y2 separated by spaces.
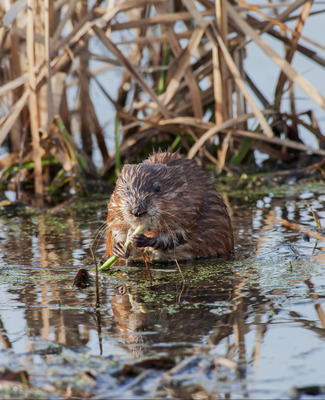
107 151 234 261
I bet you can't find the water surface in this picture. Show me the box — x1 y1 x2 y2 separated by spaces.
0 184 325 399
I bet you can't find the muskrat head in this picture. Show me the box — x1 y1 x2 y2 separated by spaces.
115 163 187 230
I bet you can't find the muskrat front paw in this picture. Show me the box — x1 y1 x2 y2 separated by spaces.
112 242 130 259
130 233 156 248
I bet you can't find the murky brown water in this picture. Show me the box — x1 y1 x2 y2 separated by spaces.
1 184 325 399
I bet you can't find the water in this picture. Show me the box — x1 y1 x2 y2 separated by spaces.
0 184 325 399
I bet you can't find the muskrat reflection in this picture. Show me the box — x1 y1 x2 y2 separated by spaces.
110 265 264 359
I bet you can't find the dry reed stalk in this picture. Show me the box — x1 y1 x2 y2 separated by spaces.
54 0 153 56
229 129 325 157
214 0 229 125
239 0 309 39
50 119 74 173
215 357 239 371
247 16 325 69
51 0 78 46
247 0 309 38
35 0 49 132
44 0 54 129
51 115 89 194
0 73 29 98
186 0 275 139
93 25 171 119
160 22 203 119
51 9 95 54
88 101 110 164
77 0 93 158
274 0 314 109
27 0 43 204
218 131 232 168
160 26 205 111
159 117 212 130
109 10 214 31
0 90 30 146
245 73 270 109
157 5 203 119
213 0 233 168
188 111 275 159
119 2 159 140
233 46 247 129
282 114 325 145
116 31 191 46
227 2 325 110
288 83 299 143
214 27 278 155
8 23 23 153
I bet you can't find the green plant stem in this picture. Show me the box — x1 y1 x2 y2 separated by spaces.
98 224 146 271
157 47 171 95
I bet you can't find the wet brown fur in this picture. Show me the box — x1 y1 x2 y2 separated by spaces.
107 151 234 261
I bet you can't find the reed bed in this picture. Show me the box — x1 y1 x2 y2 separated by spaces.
0 0 324 204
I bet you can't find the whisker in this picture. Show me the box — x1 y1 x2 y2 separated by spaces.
160 211 186 233
91 222 108 252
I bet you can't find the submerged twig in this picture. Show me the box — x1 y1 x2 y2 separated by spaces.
305 201 322 231
267 215 325 243
175 259 186 284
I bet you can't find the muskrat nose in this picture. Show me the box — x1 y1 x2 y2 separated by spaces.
131 206 147 218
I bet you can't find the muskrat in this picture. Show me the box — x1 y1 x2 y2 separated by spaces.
106 151 234 261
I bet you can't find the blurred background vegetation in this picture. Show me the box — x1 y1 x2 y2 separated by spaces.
0 0 325 206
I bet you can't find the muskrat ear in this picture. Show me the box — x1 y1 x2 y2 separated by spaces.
167 166 187 186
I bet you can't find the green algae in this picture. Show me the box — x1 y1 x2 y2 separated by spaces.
217 174 325 200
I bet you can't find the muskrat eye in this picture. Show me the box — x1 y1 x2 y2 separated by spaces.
154 185 161 193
